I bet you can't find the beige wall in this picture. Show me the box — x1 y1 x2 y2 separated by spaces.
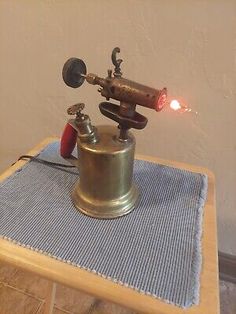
0 0 235 254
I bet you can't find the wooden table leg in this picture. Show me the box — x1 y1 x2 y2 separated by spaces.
44 281 57 314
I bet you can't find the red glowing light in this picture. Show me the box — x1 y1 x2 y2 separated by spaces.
169 99 198 115
155 88 167 111
170 100 181 111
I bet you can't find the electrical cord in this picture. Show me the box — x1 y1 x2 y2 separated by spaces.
12 155 76 168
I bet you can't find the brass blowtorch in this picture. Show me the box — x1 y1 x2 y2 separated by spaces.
61 47 167 219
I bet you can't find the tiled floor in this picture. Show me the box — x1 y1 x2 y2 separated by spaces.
220 280 236 314
0 262 135 314
0 261 235 313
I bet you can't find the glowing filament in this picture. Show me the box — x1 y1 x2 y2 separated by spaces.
170 100 181 111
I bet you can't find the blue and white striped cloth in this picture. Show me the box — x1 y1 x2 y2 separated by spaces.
0 142 207 308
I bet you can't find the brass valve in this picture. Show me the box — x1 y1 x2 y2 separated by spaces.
67 103 85 117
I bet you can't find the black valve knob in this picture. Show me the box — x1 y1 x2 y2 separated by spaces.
62 58 87 88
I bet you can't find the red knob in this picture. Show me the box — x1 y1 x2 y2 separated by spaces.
60 123 77 158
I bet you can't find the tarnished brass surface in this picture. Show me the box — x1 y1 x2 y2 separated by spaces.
61 48 168 218
72 125 139 218
85 73 167 112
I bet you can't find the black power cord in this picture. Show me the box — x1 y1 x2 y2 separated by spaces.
12 155 76 169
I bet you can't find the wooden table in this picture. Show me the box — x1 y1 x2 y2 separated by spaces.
0 138 219 314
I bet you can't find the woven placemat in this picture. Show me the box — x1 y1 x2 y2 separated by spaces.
0 142 207 308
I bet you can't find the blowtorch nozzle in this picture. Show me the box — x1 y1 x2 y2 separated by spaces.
84 73 167 112
62 52 167 112
62 47 168 133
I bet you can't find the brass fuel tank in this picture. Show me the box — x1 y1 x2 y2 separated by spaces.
72 125 139 218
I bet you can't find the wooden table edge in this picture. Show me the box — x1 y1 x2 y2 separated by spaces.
0 137 219 314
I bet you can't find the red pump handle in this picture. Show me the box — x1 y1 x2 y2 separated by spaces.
60 123 77 158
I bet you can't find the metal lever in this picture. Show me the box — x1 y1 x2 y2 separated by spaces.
111 47 123 77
